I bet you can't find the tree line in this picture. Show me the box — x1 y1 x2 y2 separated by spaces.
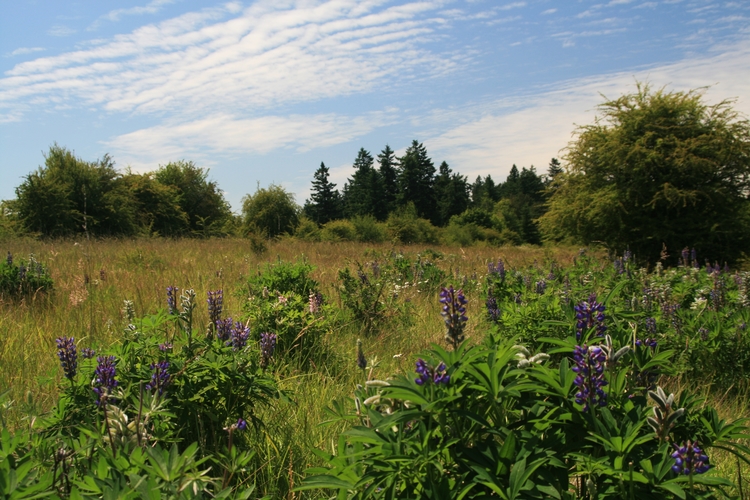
3 84 748 265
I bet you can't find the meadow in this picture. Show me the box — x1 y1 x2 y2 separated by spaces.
1 237 750 499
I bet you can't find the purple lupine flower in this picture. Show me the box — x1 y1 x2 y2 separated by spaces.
535 279 547 295
672 441 710 475
5 252 11 267
260 332 277 369
308 291 323 314
236 418 247 431
439 286 468 349
681 247 690 267
226 321 249 351
56 337 77 380
356 339 367 370
635 338 658 349
486 294 500 322
371 261 381 279
414 358 449 386
357 269 369 284
662 303 683 335
513 293 523 305
623 249 632 262
709 274 726 311
575 294 606 340
159 342 173 352
93 356 118 403
207 289 223 325
19 265 26 281
215 317 234 342
145 360 170 395
698 327 709 341
166 286 179 315
571 345 607 412
488 259 506 281
645 317 657 335
614 258 625 275
690 248 698 268
80 347 96 359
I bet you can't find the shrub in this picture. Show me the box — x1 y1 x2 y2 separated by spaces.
351 215 387 243
320 219 358 242
386 203 438 244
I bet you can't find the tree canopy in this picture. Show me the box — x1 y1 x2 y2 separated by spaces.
539 83 750 264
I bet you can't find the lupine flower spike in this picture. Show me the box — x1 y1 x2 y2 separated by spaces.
575 293 606 340
56 336 77 381
439 286 468 349
647 386 684 442
93 356 118 404
260 332 277 369
356 339 367 371
571 345 607 412
415 359 449 385
672 440 710 475
145 360 170 395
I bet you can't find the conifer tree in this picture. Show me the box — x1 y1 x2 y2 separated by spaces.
377 145 399 215
304 162 342 225
343 149 385 219
434 161 469 226
397 140 436 222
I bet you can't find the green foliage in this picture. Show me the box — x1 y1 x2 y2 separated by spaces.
13 144 138 237
154 161 233 237
121 172 189 237
321 220 358 242
0 252 53 298
540 83 750 265
350 216 388 243
385 203 439 244
343 149 386 221
241 184 300 238
304 162 343 225
397 140 437 223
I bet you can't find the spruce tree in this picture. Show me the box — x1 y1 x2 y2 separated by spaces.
305 162 342 225
377 145 399 215
434 161 469 226
396 140 436 222
343 148 385 219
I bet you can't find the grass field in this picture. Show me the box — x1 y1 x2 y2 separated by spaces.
2 237 749 498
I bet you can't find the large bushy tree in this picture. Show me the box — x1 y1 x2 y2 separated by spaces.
539 83 750 264
154 161 232 236
242 184 299 238
12 144 137 237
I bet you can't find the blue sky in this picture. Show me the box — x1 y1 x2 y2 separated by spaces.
1 0 749 212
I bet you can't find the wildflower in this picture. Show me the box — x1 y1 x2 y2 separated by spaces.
158 343 173 352
575 294 606 340
681 247 690 267
635 338 658 349
690 248 698 268
5 252 11 267
277 294 288 306
308 291 323 314
226 321 249 351
414 359 449 385
486 294 500 322
81 347 96 359
260 332 277 369
356 339 367 370
145 360 170 395
216 317 234 342
572 345 607 412
357 269 369 284
207 290 223 325
93 356 118 403
645 317 657 335
672 441 710 475
439 286 468 349
370 261 381 278
614 258 625 275
166 286 179 315
535 279 547 295
56 336 77 380
487 259 505 281
122 300 135 323
236 418 247 431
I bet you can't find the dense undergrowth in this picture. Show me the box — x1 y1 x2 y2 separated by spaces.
1 239 749 498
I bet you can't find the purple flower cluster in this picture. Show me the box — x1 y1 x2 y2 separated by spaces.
614 258 625 275
166 286 179 315
207 289 223 325
260 332 277 368
216 317 234 342
236 418 247 431
356 339 367 370
56 336 77 380
93 355 118 403
535 279 547 295
672 441 710 475
487 259 505 281
439 286 468 349
225 321 249 351
575 294 606 340
81 347 96 359
308 291 323 314
415 359 449 386
146 360 170 395
486 294 500 322
572 345 607 412
645 317 657 335
5 252 11 266
635 338 658 349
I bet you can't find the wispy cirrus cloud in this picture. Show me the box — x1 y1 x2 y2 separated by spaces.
0 0 458 122
88 0 182 30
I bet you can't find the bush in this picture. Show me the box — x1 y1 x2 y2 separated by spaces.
320 219 358 242
294 216 321 241
351 215 388 243
386 203 438 244
241 184 300 238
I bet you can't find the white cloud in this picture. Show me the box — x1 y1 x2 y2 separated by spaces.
0 0 456 120
47 25 76 37
498 2 526 10
426 37 750 181
541 8 557 15
106 110 393 169
7 47 45 57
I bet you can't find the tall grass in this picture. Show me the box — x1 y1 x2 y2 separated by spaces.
0 237 581 496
